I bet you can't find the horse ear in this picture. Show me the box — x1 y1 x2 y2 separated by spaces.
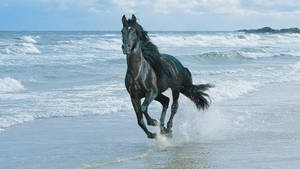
122 15 127 27
132 14 136 23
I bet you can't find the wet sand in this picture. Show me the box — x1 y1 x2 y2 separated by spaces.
1 82 300 169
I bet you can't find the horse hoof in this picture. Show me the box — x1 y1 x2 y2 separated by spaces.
147 133 156 139
160 126 168 134
165 128 172 134
148 119 159 126
164 131 173 138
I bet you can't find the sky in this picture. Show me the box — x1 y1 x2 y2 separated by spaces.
1 0 300 31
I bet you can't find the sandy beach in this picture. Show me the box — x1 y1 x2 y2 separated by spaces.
1 82 300 169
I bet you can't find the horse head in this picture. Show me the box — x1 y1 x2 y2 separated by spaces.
121 15 140 55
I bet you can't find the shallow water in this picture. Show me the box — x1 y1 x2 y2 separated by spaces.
0 31 300 169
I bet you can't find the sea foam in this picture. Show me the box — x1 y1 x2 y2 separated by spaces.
208 80 260 102
151 33 300 48
21 43 41 54
21 36 38 43
0 77 25 93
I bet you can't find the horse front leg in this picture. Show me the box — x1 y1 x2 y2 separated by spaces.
131 97 156 139
141 90 158 126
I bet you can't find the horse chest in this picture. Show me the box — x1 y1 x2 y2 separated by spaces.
125 75 149 98
126 73 156 98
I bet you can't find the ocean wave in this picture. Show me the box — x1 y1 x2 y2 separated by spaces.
182 50 268 60
1 36 41 55
288 62 300 81
181 47 300 60
150 32 300 48
151 33 260 47
199 69 245 76
0 82 130 133
101 33 119 37
0 77 25 93
208 80 260 102
96 38 122 51
20 43 41 54
292 62 300 70
0 114 35 132
193 51 242 60
21 36 38 43
56 37 121 52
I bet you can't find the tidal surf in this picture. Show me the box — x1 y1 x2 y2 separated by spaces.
0 31 300 169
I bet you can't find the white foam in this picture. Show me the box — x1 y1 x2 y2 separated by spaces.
288 62 300 81
102 34 119 37
21 36 37 43
3 48 14 55
150 33 300 51
240 51 274 59
21 43 41 54
154 124 173 149
56 37 122 54
0 81 131 132
0 77 25 93
173 99 232 143
0 114 35 132
292 62 300 70
96 38 122 51
151 33 261 47
209 80 260 102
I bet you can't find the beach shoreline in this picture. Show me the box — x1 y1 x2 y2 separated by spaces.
1 82 300 169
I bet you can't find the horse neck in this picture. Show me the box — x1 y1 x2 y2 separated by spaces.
126 42 146 79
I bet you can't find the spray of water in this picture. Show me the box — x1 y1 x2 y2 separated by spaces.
153 121 173 149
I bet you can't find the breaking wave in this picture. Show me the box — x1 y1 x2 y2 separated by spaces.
2 35 40 54
209 80 261 102
151 32 300 48
0 82 131 133
0 77 25 93
21 35 38 43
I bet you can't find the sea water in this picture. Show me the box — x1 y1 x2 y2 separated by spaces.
0 31 300 169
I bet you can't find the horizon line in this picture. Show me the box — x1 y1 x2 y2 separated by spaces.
0 30 234 32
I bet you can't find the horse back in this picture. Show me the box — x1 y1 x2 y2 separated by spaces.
161 54 186 78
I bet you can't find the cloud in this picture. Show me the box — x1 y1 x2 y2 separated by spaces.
7 0 300 20
88 7 110 14
109 0 300 19
110 0 257 15
152 0 201 14
110 0 145 13
252 0 300 7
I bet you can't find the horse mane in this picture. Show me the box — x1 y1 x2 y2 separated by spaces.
127 18 164 77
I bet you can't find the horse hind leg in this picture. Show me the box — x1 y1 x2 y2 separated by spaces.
155 94 170 133
166 89 179 133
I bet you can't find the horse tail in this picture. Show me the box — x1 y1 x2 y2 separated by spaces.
181 68 213 110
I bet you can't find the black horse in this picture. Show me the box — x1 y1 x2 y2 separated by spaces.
122 15 212 139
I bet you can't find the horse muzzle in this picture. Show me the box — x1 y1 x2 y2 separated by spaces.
122 43 136 55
